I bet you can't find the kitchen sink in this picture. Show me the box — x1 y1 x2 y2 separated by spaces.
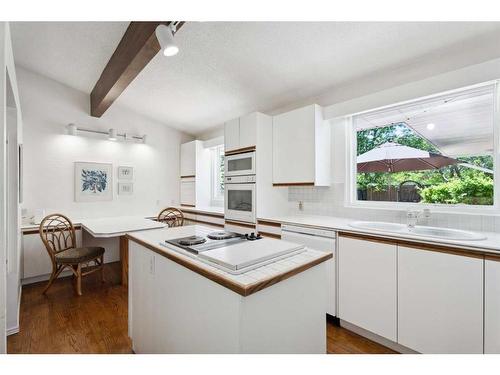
349 221 487 241
407 226 486 241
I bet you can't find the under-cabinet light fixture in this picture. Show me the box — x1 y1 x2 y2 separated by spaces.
66 123 147 143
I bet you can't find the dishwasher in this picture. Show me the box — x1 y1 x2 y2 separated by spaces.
281 224 336 317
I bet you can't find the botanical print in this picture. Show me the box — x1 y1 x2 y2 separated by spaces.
75 162 113 202
81 169 108 193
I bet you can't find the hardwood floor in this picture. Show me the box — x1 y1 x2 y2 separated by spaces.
8 262 132 354
8 262 396 354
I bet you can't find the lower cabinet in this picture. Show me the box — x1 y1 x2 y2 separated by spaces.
485 258 500 354
180 178 195 206
22 229 83 281
398 245 483 353
338 236 397 341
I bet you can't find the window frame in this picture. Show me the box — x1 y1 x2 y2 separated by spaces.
210 144 225 206
345 80 500 214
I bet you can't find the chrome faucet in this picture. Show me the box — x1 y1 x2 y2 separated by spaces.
407 209 431 229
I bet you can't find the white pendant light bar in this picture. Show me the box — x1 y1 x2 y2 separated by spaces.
66 123 147 143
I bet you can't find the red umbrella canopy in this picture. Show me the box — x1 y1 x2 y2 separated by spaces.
357 142 457 173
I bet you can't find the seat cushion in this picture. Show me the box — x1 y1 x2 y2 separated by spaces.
55 246 105 264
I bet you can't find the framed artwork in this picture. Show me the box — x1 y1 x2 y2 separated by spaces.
118 182 133 195
118 166 133 180
75 162 113 202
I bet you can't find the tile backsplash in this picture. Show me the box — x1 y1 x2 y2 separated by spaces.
288 184 500 233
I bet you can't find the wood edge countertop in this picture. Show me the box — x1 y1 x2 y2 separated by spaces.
338 231 500 260
125 234 332 297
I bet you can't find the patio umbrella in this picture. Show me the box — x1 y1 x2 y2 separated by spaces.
357 142 457 173
357 142 458 201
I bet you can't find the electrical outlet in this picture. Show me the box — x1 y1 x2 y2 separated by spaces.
299 201 304 211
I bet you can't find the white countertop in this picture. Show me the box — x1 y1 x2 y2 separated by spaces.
127 225 330 288
259 214 500 254
80 216 166 237
177 205 224 215
21 213 158 232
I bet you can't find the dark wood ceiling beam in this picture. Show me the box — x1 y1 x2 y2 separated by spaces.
90 21 184 117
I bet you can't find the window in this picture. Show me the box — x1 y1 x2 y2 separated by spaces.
349 83 498 209
210 144 225 206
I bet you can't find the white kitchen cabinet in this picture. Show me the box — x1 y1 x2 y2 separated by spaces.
224 118 241 152
224 113 260 153
272 104 330 186
179 140 211 207
22 229 82 281
338 235 397 341
485 258 500 354
398 245 483 353
238 113 258 150
180 178 196 207
180 141 197 177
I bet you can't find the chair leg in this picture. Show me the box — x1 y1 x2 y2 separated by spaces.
100 255 105 283
75 263 83 296
42 265 61 294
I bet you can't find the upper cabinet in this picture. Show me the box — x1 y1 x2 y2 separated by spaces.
180 141 198 177
224 113 258 153
272 104 330 186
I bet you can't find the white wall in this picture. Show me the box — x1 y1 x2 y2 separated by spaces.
17 66 192 220
1 21 23 353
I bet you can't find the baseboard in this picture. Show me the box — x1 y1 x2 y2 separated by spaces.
7 325 19 336
22 269 73 285
339 320 418 354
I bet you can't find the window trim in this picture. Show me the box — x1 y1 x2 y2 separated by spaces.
345 80 500 214
210 144 225 207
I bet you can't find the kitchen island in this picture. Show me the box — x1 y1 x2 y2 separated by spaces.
126 225 331 353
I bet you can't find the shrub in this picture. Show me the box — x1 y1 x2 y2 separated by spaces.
420 175 493 205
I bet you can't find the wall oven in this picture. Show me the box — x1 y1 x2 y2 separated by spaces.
224 175 256 223
225 151 256 177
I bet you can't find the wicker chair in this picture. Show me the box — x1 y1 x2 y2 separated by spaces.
157 207 184 227
39 214 105 296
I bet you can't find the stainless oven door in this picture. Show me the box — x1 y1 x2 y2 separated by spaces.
224 183 256 223
225 152 256 177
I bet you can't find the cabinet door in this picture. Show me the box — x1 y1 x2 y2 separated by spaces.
224 118 240 152
398 246 483 353
239 113 257 149
338 236 397 341
485 258 500 353
180 141 196 177
180 180 196 206
272 105 315 184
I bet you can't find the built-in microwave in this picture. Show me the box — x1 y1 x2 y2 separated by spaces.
225 151 256 177
224 175 256 223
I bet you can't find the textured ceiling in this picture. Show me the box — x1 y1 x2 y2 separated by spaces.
11 21 500 135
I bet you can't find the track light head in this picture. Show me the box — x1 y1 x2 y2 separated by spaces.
155 24 179 57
